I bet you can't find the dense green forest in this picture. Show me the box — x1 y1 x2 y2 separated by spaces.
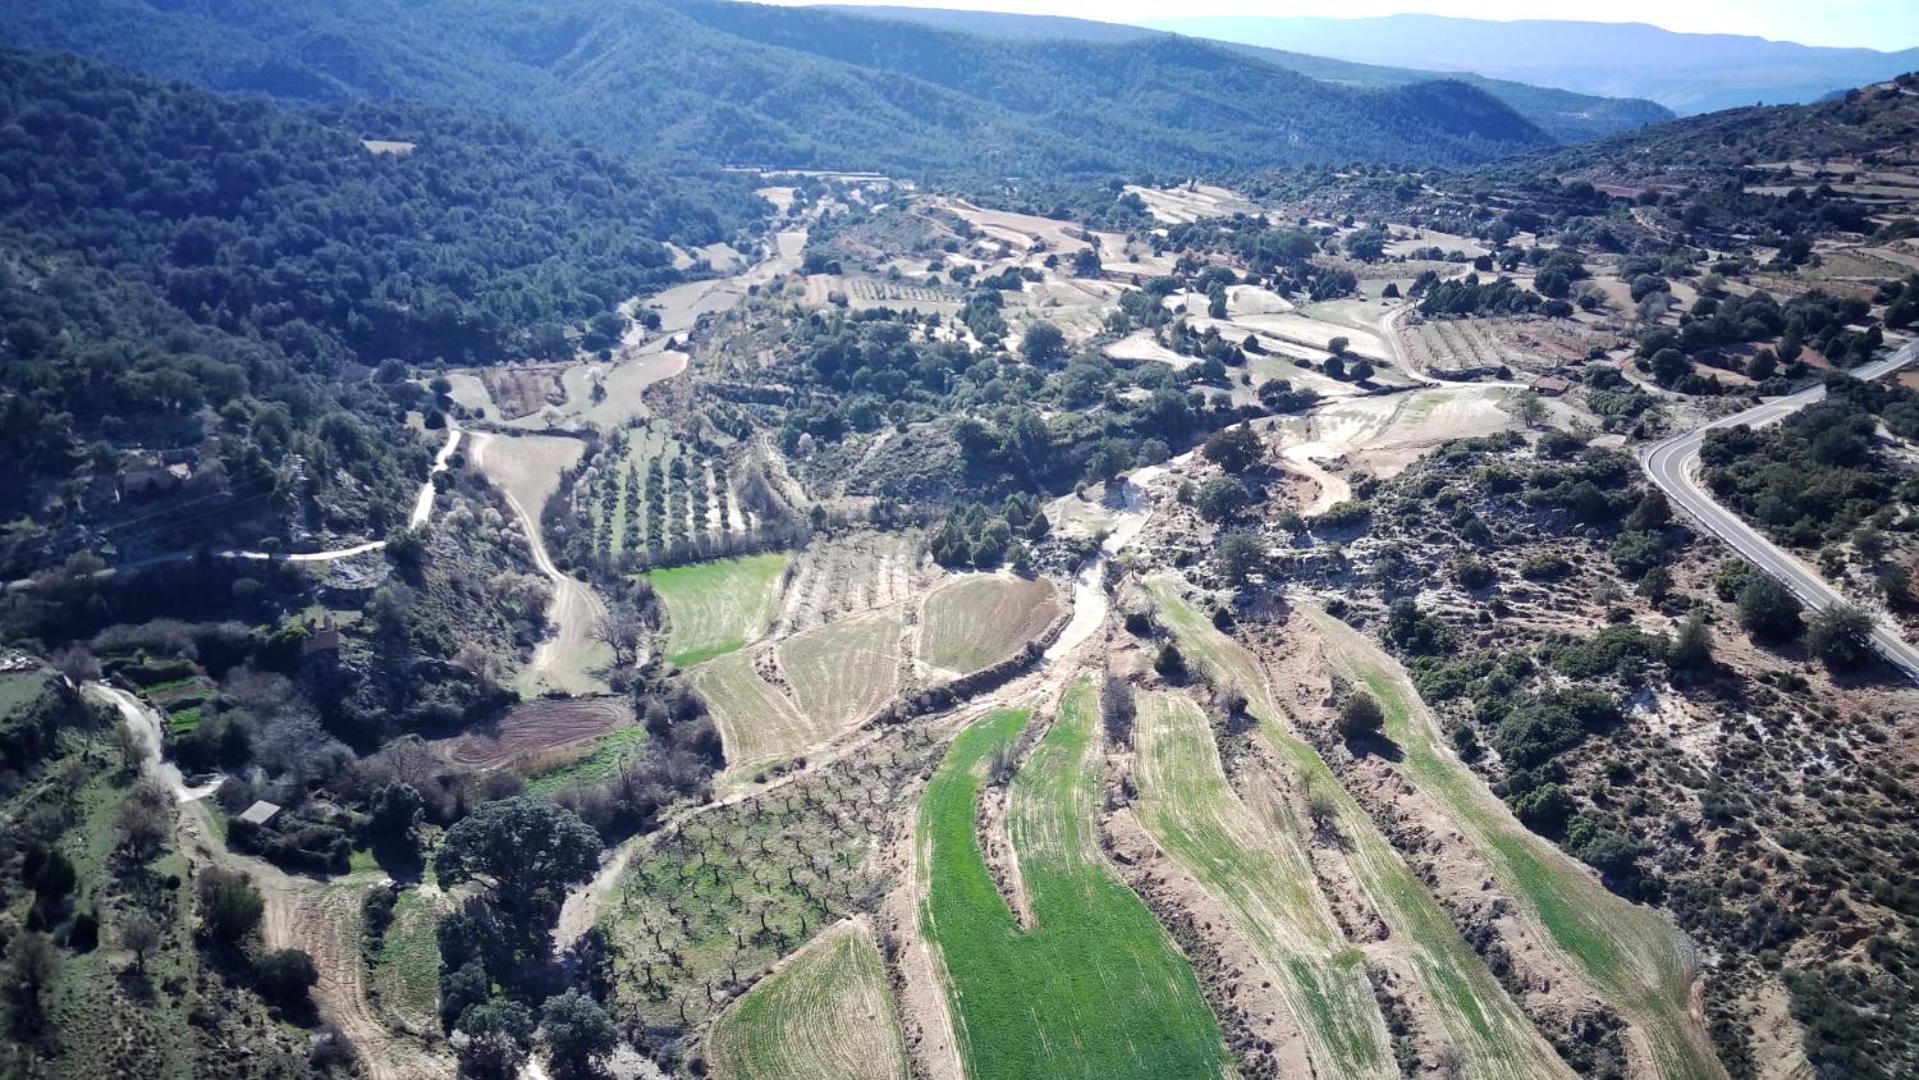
0 0 1554 177
0 47 763 574
818 3 1675 143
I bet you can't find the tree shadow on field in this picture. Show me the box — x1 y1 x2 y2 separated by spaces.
369 834 426 884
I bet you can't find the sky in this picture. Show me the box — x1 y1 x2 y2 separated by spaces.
795 0 1919 50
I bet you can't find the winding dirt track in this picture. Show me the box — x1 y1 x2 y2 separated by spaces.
95 683 450 1079
469 431 608 695
261 881 451 1080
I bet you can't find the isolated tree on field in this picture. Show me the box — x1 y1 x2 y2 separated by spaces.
1327 336 1350 356
256 948 320 1006
120 911 161 974
1348 359 1375 382
1669 612 1714 671
1196 476 1253 522
434 798 601 927
1202 423 1263 474
539 990 617 1078
1509 389 1548 429
1807 604 1876 668
1649 348 1691 385
116 779 172 861
1154 643 1187 682
1217 530 1264 586
1339 691 1385 743
591 602 648 668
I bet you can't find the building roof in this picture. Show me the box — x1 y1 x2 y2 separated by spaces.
238 800 282 826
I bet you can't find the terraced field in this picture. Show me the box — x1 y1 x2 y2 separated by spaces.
1305 607 1722 1080
707 920 908 1080
918 691 1229 1079
779 610 902 730
917 574 1060 676
687 651 818 778
650 553 789 667
1147 578 1573 1079
1131 690 1396 1079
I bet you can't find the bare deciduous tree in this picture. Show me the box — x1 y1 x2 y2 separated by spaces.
591 602 648 668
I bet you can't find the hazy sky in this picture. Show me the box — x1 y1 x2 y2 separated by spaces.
797 0 1919 50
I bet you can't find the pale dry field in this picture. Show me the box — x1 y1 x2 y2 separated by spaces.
917 575 1060 677
779 610 904 732
707 919 908 1080
688 650 819 779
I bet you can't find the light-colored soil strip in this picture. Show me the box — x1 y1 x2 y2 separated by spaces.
707 918 909 1080
1148 577 1573 1080
1132 690 1397 1078
918 689 1231 1079
1305 606 1725 1080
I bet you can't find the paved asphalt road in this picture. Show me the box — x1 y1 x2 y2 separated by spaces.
1641 342 1919 682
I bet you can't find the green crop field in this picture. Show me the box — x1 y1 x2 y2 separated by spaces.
1305 607 1721 1080
1148 577 1573 1079
707 920 908 1080
918 690 1229 1079
649 552 789 667
371 888 442 1036
523 726 649 795
1132 690 1395 1078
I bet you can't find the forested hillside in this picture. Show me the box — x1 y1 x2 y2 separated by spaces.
821 4 1675 144
0 47 762 574
0 0 1554 175
1495 75 1919 185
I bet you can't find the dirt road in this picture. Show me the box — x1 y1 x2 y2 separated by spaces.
6 423 461 590
469 432 609 696
95 681 450 1079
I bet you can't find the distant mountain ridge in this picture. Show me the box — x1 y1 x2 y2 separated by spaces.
821 4 1674 143
1141 14 1919 116
0 0 1555 178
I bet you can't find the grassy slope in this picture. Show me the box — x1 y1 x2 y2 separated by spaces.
1148 577 1573 1079
707 920 909 1080
1132 689 1396 1078
919 694 1229 1078
649 552 789 667
370 888 442 1036
1304 606 1722 1080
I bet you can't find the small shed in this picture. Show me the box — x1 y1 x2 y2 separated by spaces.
238 801 282 827
1529 375 1572 397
